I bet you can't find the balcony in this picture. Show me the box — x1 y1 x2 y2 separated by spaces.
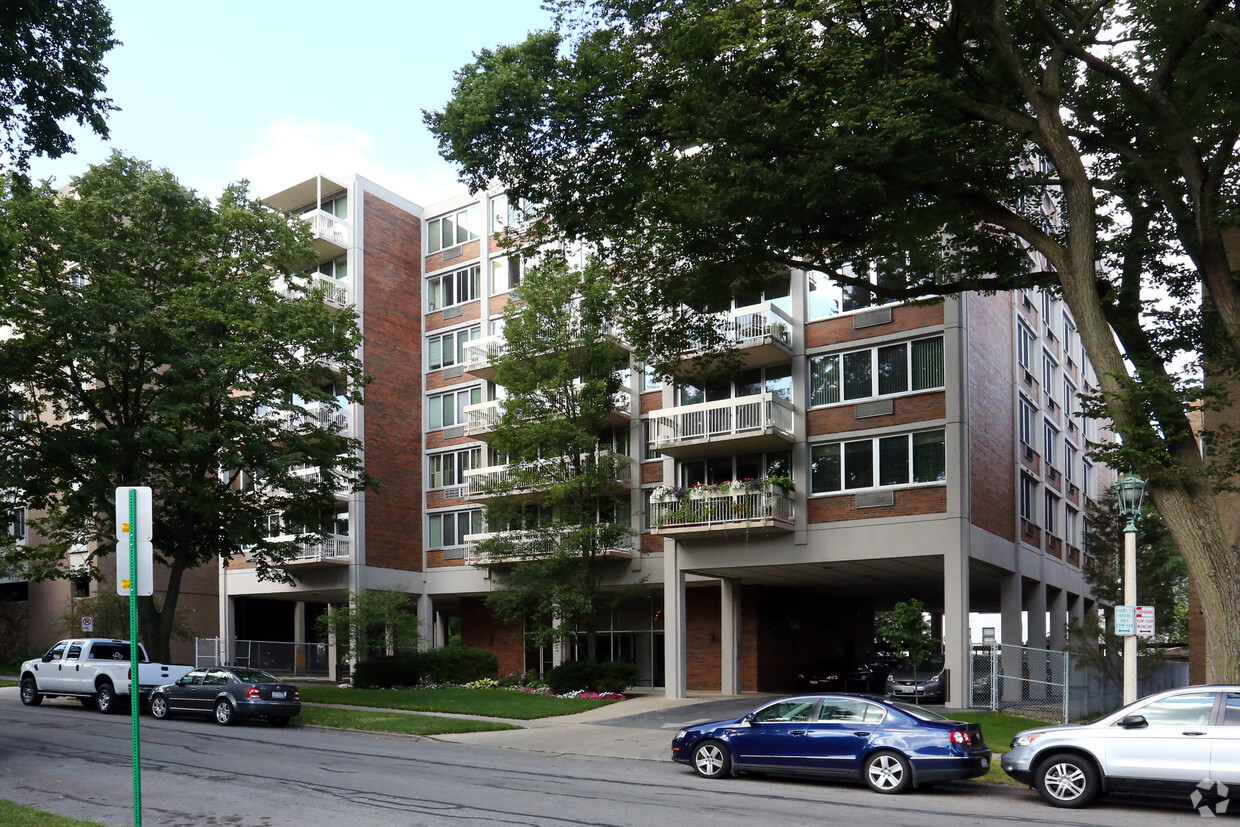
463 384 631 442
464 525 636 564
266 402 350 433
244 536 350 567
649 487 794 538
301 209 349 257
668 302 794 374
274 272 351 309
463 451 632 501
646 393 795 459
462 335 505 381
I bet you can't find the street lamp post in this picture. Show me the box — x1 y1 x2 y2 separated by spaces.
1115 473 1146 705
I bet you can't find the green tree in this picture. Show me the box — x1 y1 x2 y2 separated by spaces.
0 153 370 662
313 587 420 659
0 0 117 171
429 1 1240 680
1084 491 1188 644
875 598 936 701
475 252 637 662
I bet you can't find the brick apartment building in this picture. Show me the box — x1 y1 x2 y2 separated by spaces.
8 172 1114 704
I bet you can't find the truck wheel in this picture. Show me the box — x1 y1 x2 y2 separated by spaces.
214 699 236 726
95 681 118 714
19 677 43 706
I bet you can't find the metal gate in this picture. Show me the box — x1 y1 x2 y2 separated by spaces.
970 643 1070 722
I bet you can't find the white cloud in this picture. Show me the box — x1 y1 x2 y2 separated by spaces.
234 118 468 207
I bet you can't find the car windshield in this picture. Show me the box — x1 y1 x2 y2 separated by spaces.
888 700 949 721
894 655 944 672
230 668 280 684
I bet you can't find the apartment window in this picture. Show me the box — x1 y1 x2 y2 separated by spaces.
1042 352 1058 400
681 364 794 405
640 364 663 393
428 386 482 429
1065 506 1078 546
1064 378 1077 418
316 256 347 280
5 507 24 539
1065 442 1077 482
680 450 791 488
429 510 483 549
806 271 843 320
1043 422 1059 468
1017 323 1034 370
1042 291 1058 321
490 194 508 234
1020 476 1037 522
1063 315 1076 355
429 447 482 489
1044 492 1059 536
429 325 482 370
319 194 347 219
643 419 662 460
1082 460 1092 497
490 255 522 294
427 205 480 254
427 265 481 312
1019 398 1037 447
808 336 944 406
810 430 945 493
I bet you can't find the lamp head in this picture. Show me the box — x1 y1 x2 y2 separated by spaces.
1115 472 1146 525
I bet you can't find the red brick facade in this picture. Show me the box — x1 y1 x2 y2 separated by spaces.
967 292 1017 542
358 192 424 571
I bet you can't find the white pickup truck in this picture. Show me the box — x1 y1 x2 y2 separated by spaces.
19 638 195 714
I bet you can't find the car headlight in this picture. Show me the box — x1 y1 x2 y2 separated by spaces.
675 729 687 740
1012 732 1043 747
925 674 941 685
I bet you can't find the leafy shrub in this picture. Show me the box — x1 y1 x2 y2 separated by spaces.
547 660 638 694
593 661 639 693
547 660 599 695
352 654 420 689
419 646 497 684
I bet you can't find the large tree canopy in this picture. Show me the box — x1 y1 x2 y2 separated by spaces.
0 0 116 170
428 0 1240 679
0 153 370 660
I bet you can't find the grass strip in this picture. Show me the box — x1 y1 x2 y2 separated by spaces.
298 705 520 735
0 800 103 826
297 685 619 720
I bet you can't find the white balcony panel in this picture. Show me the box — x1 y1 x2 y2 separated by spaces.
464 526 635 563
670 302 794 373
463 451 632 500
646 393 795 459
302 209 350 256
649 489 794 538
462 335 504 381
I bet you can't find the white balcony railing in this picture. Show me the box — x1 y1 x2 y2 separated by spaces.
464 385 630 439
274 272 351 307
302 209 350 248
463 524 636 563
646 392 795 451
462 335 506 375
649 488 794 532
266 402 349 433
463 451 632 498
243 536 350 563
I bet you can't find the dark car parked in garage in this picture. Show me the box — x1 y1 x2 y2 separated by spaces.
148 666 300 727
672 693 991 793
794 657 888 693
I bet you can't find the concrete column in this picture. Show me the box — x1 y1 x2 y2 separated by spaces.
417 593 434 651
1025 580 1048 700
217 560 234 667
1049 588 1068 651
326 604 339 683
943 549 970 708
664 539 687 698
434 611 446 648
999 572 1023 702
720 579 741 694
293 602 306 644
551 616 565 668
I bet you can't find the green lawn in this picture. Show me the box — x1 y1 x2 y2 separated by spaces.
946 710 1053 787
297 684 621 720
0 800 102 826
297 706 520 736
0 679 16 689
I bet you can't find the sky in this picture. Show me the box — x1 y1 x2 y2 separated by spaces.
25 1 558 207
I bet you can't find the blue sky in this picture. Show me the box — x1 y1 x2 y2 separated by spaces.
25 1 557 207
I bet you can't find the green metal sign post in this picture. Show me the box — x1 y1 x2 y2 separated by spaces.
127 488 143 827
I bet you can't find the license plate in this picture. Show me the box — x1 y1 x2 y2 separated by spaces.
981 758 989 768
272 691 285 699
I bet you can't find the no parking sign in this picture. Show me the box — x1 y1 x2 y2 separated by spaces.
81 616 93 633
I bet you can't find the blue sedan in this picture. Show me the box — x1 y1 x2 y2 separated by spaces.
671 694 991 793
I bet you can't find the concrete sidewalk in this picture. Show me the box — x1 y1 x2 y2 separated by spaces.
428 692 771 762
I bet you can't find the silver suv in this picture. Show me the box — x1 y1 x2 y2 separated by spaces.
1002 686 1240 809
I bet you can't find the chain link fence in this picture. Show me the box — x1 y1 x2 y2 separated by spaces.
969 643 1071 722
195 637 332 677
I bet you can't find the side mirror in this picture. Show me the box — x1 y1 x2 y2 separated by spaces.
743 713 756 725
42 652 56 663
1118 714 1148 729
